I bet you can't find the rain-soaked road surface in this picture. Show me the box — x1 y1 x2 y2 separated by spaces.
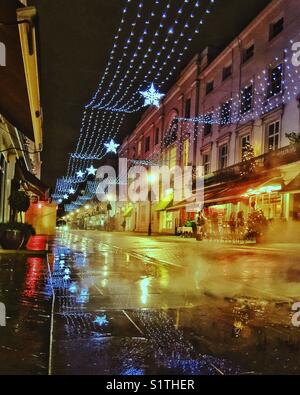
48 230 300 375
0 254 51 374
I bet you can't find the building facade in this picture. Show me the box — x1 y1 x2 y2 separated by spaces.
118 0 300 236
0 0 45 223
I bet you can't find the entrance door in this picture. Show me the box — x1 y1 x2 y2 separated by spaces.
293 193 300 221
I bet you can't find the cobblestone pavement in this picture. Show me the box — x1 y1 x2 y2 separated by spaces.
48 230 300 375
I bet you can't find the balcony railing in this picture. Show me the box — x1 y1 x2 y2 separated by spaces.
204 144 300 186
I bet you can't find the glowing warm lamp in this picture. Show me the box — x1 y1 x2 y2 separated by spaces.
147 173 157 184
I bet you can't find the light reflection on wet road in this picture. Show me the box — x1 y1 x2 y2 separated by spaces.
50 231 300 375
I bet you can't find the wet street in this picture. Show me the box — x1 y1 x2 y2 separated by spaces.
1 231 300 375
49 231 300 375
0 254 51 374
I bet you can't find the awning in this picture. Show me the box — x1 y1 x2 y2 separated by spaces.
155 193 173 212
123 207 133 218
167 197 196 212
16 160 49 199
0 0 34 140
282 173 300 193
167 177 280 212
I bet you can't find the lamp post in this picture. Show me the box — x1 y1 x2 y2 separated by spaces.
147 174 156 237
148 195 152 236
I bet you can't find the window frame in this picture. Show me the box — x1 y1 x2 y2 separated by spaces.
203 112 213 136
220 101 232 127
206 80 214 95
266 120 280 152
241 84 253 114
267 63 283 98
203 152 211 175
240 134 250 160
222 64 232 81
144 135 151 153
219 143 229 170
269 17 284 41
242 44 255 64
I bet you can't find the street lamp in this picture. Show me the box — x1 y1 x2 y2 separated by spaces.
147 173 157 237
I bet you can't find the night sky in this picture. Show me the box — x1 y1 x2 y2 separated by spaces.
29 0 271 188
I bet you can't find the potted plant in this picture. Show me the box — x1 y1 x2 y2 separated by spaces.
0 222 35 250
0 181 31 250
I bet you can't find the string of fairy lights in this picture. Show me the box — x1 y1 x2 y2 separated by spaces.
53 0 217 202
55 3 300 215
58 41 300 209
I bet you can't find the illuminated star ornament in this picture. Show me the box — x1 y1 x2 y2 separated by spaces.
87 165 97 176
76 170 85 179
105 139 120 154
69 188 75 194
93 315 109 326
140 83 164 108
63 194 69 200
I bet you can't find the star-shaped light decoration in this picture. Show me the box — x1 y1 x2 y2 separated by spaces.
105 139 120 154
76 170 85 179
93 315 109 327
140 83 164 108
69 188 75 195
87 165 97 176
63 194 69 200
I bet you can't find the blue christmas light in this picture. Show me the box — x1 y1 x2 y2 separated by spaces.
87 165 97 176
105 139 120 154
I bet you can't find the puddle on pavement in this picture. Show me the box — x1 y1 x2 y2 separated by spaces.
48 234 300 375
1 232 299 375
0 254 51 375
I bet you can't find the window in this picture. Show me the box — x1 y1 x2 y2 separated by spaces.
137 141 142 156
164 147 177 169
241 85 253 114
204 113 213 136
222 64 232 81
267 121 280 151
203 153 211 175
163 211 173 230
220 101 231 126
169 147 177 169
183 139 189 166
164 119 178 147
144 136 150 153
269 17 284 41
268 64 283 97
206 80 214 95
185 99 191 119
219 144 228 169
240 134 250 158
155 127 160 145
242 44 254 64
131 146 136 159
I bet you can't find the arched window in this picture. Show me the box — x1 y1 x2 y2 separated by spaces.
164 109 179 147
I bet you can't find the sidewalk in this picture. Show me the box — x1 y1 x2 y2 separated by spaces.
73 230 300 255
0 253 52 374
